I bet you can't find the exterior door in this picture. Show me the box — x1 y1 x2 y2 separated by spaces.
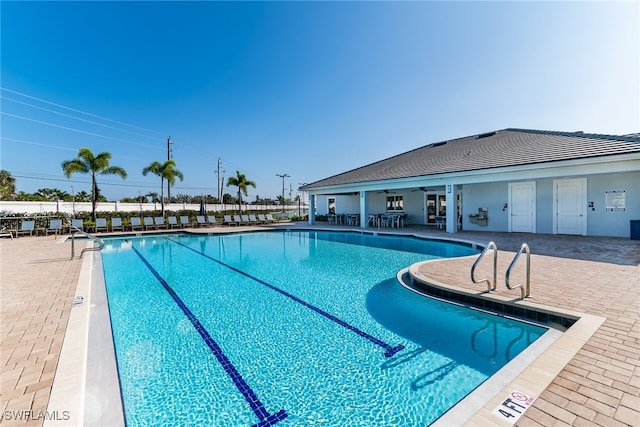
555 179 586 235
509 182 536 233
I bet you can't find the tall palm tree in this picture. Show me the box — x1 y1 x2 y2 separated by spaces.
62 148 127 219
0 169 16 200
226 170 256 214
142 159 184 216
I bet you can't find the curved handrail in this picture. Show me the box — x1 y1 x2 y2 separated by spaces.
470 241 497 292
505 243 531 299
70 226 105 259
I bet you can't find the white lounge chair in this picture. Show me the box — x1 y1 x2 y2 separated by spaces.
179 216 191 228
241 215 250 225
234 215 246 225
265 214 276 223
111 217 124 232
130 217 143 231
207 215 219 226
167 216 180 229
71 219 84 231
143 217 155 230
46 219 63 235
95 218 108 232
258 214 267 223
248 214 260 224
223 215 236 226
16 220 35 237
154 216 167 229
196 215 209 227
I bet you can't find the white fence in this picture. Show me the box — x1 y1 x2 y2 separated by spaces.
0 201 307 215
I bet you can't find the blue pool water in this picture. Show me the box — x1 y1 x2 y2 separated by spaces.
101 231 546 426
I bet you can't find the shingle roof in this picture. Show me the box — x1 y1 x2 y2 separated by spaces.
301 128 640 190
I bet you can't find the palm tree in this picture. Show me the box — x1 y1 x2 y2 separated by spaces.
142 159 184 216
226 170 256 214
62 148 127 219
0 169 16 200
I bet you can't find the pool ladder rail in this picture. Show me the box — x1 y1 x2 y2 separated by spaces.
470 241 531 300
70 225 105 259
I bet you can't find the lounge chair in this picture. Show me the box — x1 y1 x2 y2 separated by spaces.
249 214 260 224
130 217 143 231
16 220 35 237
223 215 236 226
71 219 84 232
46 219 63 235
154 216 167 229
207 215 219 226
167 216 180 229
257 214 267 224
179 216 191 228
196 215 209 227
143 217 155 230
265 213 276 223
234 215 246 225
95 218 108 232
241 215 251 225
111 217 124 232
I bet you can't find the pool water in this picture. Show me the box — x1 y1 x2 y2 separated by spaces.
101 231 546 426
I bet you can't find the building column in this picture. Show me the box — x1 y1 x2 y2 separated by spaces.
445 184 458 234
308 194 316 225
359 190 368 229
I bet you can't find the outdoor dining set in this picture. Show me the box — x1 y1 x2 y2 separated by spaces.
327 213 408 228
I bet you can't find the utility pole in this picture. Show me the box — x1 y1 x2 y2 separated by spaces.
216 157 225 202
167 136 173 203
276 173 290 218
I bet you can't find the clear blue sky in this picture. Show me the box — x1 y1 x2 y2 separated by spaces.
1 1 638 202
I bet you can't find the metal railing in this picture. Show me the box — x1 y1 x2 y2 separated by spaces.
70 226 105 259
470 241 498 292
505 243 531 299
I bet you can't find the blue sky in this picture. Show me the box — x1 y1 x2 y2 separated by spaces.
1 1 638 202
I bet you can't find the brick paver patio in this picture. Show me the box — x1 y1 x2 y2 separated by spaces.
1 227 638 426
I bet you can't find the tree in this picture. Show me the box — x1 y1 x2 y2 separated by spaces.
226 171 256 214
0 170 16 200
62 148 127 219
142 159 184 216
35 188 70 201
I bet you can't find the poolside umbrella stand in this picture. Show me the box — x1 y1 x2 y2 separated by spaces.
199 199 206 216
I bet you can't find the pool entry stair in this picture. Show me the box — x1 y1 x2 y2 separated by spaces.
471 241 531 299
69 224 105 259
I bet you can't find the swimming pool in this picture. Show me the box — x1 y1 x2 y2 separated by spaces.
101 231 546 426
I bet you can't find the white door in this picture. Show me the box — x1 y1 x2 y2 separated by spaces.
509 182 536 233
555 179 586 235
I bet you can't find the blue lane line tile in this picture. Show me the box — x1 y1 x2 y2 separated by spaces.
167 237 404 358
129 242 287 427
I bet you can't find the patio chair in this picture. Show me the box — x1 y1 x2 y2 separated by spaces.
130 217 143 231
196 215 209 227
223 215 236 226
95 218 108 232
179 216 191 228
207 215 219 226
265 213 276 223
241 214 250 225
234 215 247 225
16 220 35 237
154 216 167 229
46 219 63 236
143 217 156 230
249 214 260 224
435 216 446 230
111 217 124 232
258 214 267 223
167 216 180 229
71 219 84 232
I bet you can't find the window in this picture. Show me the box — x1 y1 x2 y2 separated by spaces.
328 198 336 214
386 195 403 211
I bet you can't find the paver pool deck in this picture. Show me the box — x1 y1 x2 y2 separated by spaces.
1 224 638 426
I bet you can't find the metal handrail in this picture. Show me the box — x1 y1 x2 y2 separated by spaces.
70 226 105 259
505 243 531 299
470 241 498 292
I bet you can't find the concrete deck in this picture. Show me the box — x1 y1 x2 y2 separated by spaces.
1 224 638 426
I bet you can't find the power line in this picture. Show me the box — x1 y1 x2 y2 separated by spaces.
0 87 166 136
1 112 163 150
1 95 161 141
